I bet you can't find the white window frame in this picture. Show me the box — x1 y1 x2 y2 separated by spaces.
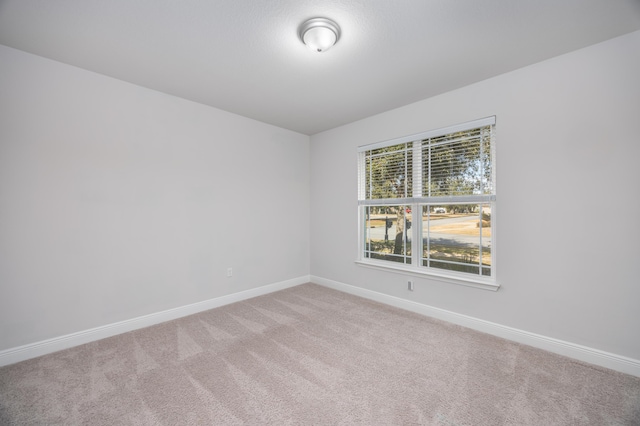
356 117 498 291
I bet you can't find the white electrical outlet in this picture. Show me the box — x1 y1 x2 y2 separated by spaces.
408 280 414 291
227 267 233 277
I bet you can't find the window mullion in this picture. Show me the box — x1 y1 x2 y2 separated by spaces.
411 141 421 268
368 154 372 200
411 203 420 268
413 141 422 197
427 140 431 198
478 204 483 275
480 128 485 194
426 206 430 268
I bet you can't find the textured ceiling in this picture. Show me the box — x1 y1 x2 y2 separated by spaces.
1 0 640 135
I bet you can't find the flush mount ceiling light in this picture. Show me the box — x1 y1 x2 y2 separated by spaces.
299 17 341 52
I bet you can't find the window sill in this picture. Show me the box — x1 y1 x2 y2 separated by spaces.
355 260 500 292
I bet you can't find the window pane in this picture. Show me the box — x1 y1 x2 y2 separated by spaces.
364 205 412 264
421 204 491 276
480 128 492 195
423 126 491 197
365 144 413 199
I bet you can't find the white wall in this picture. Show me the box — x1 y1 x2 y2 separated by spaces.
2 30 639 365
0 45 310 351
310 31 640 360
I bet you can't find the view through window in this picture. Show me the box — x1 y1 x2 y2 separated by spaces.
358 117 496 284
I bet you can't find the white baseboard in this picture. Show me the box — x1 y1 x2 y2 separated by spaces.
0 275 310 367
312 275 640 378
5 274 638 378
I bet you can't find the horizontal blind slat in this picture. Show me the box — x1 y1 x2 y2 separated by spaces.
360 120 494 201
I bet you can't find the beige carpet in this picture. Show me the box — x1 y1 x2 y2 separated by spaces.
1 283 639 425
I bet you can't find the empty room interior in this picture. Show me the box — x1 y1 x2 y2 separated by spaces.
1 1 640 424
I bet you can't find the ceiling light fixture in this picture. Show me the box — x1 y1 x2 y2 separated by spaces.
299 17 341 53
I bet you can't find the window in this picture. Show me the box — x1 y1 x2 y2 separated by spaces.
357 117 497 289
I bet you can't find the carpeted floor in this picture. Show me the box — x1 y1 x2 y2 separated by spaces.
1 283 639 425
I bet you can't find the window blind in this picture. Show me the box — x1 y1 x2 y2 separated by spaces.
358 117 495 204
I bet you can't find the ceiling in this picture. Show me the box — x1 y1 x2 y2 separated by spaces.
1 1 640 135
